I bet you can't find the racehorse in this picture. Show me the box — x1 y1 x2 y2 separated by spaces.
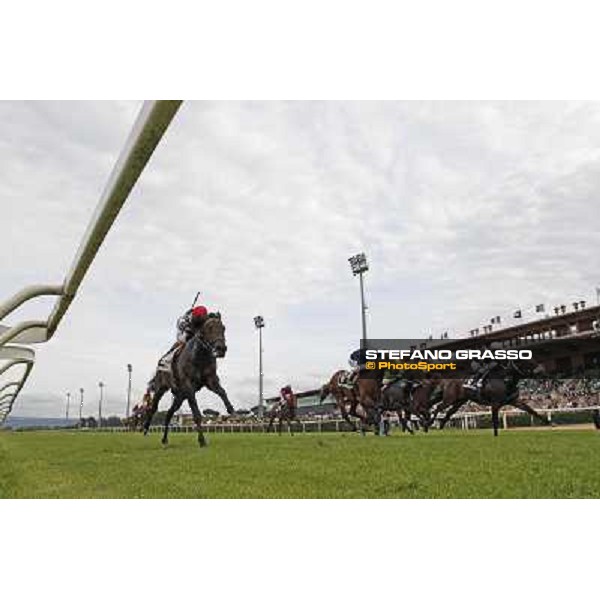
142 312 233 447
382 376 440 433
124 396 152 431
435 362 550 436
266 400 301 435
355 370 385 435
320 370 360 431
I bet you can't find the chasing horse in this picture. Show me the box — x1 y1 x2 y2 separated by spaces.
266 385 301 435
143 303 234 447
320 370 360 431
321 349 384 435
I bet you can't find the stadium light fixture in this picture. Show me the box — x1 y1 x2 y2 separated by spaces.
348 253 369 343
65 391 71 423
79 388 84 424
254 316 265 418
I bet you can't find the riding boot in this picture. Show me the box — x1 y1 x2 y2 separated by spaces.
159 341 180 363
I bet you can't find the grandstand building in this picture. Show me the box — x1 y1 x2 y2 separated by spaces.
436 304 600 375
261 389 336 416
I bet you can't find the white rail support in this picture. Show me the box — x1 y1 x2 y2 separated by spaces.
0 346 35 424
0 284 64 322
0 320 49 346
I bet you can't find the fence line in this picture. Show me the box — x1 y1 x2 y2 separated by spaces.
60 405 598 435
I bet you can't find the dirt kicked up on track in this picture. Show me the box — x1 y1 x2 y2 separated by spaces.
1 429 599 499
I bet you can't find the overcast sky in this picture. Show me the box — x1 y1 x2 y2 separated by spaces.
3 101 600 417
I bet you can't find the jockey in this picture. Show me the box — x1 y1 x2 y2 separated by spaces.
381 368 405 392
158 304 209 367
464 344 497 391
345 348 369 386
177 305 209 343
280 385 297 409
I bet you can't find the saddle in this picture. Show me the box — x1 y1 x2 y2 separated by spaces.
157 342 184 373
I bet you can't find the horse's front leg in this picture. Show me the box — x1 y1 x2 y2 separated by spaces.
339 400 357 431
438 399 467 430
162 394 184 446
187 395 207 447
205 375 234 415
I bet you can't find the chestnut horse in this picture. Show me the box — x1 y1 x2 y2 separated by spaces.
320 370 360 431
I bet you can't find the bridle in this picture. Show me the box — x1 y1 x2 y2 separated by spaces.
194 315 226 357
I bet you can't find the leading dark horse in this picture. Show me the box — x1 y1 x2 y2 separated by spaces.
436 361 550 436
142 312 234 447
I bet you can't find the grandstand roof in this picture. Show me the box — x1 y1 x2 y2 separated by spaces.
439 304 600 349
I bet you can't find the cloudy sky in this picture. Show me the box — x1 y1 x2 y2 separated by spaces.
3 101 600 417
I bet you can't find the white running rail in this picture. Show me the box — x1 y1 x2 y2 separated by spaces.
0 101 182 424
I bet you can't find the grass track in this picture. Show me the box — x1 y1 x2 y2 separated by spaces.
1 429 599 498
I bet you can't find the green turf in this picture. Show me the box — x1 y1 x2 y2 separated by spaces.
0 429 599 498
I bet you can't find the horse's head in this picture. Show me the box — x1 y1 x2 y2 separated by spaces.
319 383 330 403
198 312 228 358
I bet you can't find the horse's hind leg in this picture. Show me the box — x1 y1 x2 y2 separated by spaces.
188 395 207 447
162 394 184 446
512 399 551 426
143 385 166 435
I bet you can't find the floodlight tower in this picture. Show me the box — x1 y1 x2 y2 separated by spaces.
126 363 133 418
98 381 104 428
79 388 84 423
254 315 265 418
65 391 71 423
348 252 369 342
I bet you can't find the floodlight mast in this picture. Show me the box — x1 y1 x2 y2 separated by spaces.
349 253 369 343
98 382 104 428
126 363 133 418
254 316 265 418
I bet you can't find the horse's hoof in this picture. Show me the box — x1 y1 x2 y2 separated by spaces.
161 440 168 447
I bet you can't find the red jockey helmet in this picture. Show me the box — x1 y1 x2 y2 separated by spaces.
192 305 208 319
